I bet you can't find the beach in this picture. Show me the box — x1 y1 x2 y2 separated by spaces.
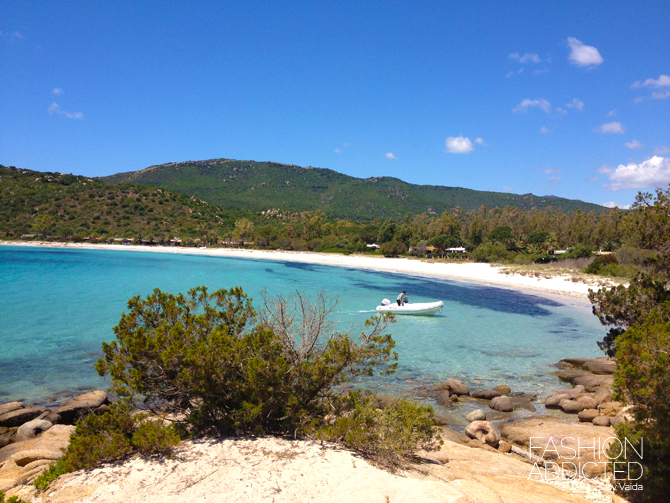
0 241 625 302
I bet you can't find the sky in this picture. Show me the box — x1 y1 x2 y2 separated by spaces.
1 1 669 208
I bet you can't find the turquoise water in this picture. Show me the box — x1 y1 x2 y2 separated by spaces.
0 245 605 410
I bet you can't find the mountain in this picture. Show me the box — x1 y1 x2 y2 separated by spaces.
103 158 605 220
0 165 240 240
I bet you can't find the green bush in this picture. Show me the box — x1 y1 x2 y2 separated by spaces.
610 318 670 502
0 491 30 503
565 243 593 258
380 241 407 257
96 287 398 436
34 399 179 491
469 242 513 263
315 391 442 471
585 253 618 274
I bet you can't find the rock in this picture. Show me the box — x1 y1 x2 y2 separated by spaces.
470 389 500 399
0 407 47 428
498 440 512 453
572 374 614 392
94 404 111 415
0 424 75 464
416 448 449 465
553 369 590 383
443 379 470 396
501 417 616 476
0 403 29 417
37 410 62 424
582 358 616 375
466 409 486 422
509 393 537 412
465 420 500 447
15 419 53 443
576 396 599 409
592 415 611 427
55 390 109 424
577 409 600 423
493 385 511 395
438 427 471 446
489 396 513 412
558 399 585 413
598 401 623 416
558 358 591 368
0 435 9 449
544 385 587 409
544 393 565 408
0 457 53 493
592 388 612 405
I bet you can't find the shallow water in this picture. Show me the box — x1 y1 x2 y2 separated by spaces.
0 246 604 411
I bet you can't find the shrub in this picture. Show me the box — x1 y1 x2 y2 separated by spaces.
315 391 442 471
380 241 407 257
469 242 513 263
565 244 592 259
0 491 30 503
609 318 670 502
96 287 398 436
34 399 179 491
585 253 618 274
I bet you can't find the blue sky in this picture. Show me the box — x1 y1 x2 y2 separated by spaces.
1 1 668 208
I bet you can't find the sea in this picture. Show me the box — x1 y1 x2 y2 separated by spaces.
0 245 605 419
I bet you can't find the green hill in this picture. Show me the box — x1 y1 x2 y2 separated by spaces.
103 158 605 220
0 165 240 241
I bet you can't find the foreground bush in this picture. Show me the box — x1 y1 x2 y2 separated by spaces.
96 287 399 436
315 391 442 471
609 318 670 502
34 399 179 491
0 491 30 503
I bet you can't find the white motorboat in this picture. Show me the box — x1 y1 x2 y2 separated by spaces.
375 298 444 316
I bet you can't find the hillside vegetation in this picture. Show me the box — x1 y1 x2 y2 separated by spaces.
0 165 240 242
102 158 605 220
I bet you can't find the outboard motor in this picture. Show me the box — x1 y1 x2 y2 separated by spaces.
381 298 390 306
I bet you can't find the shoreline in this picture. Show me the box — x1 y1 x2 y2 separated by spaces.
0 241 625 303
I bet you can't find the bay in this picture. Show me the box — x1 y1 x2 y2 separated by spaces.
0 245 604 410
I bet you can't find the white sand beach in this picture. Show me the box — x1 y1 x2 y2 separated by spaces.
2 241 625 302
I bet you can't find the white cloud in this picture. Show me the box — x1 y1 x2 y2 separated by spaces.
604 156 670 191
502 186 512 192
541 168 564 174
474 137 488 146
565 98 584 110
52 88 63 95
602 201 631 209
624 140 644 149
444 136 474 154
631 74 670 89
385 152 398 160
597 164 614 174
567 37 603 67
533 68 550 75
653 146 670 155
607 109 616 117
652 91 670 100
505 71 514 78
333 148 342 153
508 53 542 64
539 126 550 134
587 175 600 183
47 102 84 119
594 122 624 134
555 107 567 115
634 96 644 103
512 98 552 114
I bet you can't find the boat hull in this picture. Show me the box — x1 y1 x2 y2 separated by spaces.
376 301 444 316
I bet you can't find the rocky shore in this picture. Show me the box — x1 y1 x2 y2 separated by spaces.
0 357 629 502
